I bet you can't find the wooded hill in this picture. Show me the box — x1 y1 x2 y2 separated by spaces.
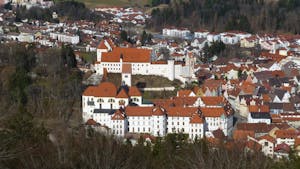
149 0 300 34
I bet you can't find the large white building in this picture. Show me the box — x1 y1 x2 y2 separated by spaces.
50 32 80 45
162 27 191 38
82 79 205 139
82 75 234 139
94 39 196 83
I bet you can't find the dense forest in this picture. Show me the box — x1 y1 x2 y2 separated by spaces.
149 0 300 33
0 44 300 168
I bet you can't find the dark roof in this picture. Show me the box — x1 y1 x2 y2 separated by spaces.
273 89 286 100
236 123 273 133
268 77 289 87
239 94 253 102
255 86 268 96
269 103 283 109
93 109 116 115
250 112 271 119
253 71 273 81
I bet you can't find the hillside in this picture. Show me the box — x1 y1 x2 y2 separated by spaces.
149 0 300 34
73 0 150 8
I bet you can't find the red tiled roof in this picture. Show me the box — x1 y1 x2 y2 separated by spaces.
97 40 108 49
122 63 132 74
83 82 117 97
111 109 125 120
116 88 129 98
249 105 270 113
190 113 204 124
275 129 299 139
177 89 194 97
102 47 151 63
201 96 225 106
128 86 142 96
200 107 226 117
86 119 98 125
233 130 255 141
152 106 165 116
125 106 154 116
258 134 276 143
166 107 198 117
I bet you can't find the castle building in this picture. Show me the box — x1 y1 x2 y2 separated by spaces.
94 39 196 83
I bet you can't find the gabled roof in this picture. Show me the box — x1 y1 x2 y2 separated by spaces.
111 109 125 120
86 119 98 125
152 106 165 116
190 113 204 124
128 86 142 96
233 130 255 141
116 88 129 98
258 134 276 143
177 89 195 97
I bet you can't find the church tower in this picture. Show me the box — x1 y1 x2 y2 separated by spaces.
121 63 132 86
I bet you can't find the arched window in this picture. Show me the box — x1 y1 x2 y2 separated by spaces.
108 99 115 103
98 98 104 103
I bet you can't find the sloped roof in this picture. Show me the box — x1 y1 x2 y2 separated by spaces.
102 47 151 63
83 82 117 97
116 88 129 98
128 86 142 96
200 107 226 117
190 113 204 124
111 109 125 120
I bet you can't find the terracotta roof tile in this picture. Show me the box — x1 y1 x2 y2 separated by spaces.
111 109 125 120
83 82 117 97
249 105 270 113
128 86 142 96
177 89 194 97
152 106 166 116
116 88 129 98
275 129 299 139
126 106 154 116
258 134 276 143
166 107 198 117
201 96 225 106
86 119 98 125
190 113 204 124
200 107 226 117
233 130 255 141
122 63 132 73
102 47 151 63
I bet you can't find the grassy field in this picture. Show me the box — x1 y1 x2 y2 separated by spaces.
72 0 151 8
106 73 182 88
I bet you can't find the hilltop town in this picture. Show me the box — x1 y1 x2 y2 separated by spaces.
1 0 300 167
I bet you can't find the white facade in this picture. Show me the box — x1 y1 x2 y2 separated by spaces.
50 32 80 44
94 39 196 83
162 28 191 38
247 113 271 124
